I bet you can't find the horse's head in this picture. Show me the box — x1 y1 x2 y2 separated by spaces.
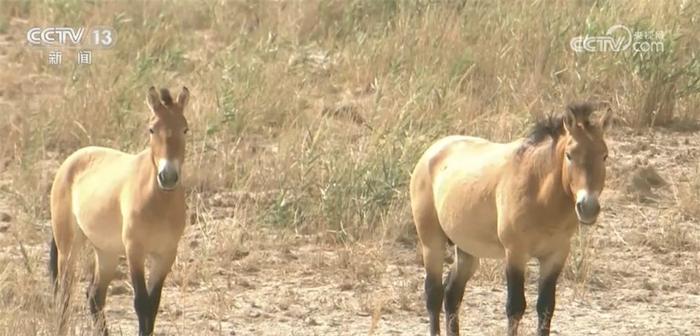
146 86 189 191
561 103 613 225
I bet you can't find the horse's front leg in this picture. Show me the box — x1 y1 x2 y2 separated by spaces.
146 252 177 332
504 250 527 336
536 248 568 336
126 244 152 336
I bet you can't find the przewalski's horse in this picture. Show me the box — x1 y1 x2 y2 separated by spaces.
410 102 612 336
49 86 190 336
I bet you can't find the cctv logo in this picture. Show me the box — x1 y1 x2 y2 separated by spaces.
26 27 116 48
27 27 84 46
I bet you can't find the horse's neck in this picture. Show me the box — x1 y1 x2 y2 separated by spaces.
524 139 572 213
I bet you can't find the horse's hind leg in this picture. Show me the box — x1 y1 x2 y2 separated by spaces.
51 211 83 335
50 179 82 335
87 249 119 336
443 247 479 336
413 203 447 336
54 248 74 336
421 237 446 336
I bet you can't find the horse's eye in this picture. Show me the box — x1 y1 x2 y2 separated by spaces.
149 128 154 134
183 128 189 134
603 154 608 161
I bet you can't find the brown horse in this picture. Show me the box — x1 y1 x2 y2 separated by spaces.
49 86 190 336
410 103 612 336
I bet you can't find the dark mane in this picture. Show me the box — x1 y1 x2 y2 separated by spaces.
517 102 596 156
160 88 173 106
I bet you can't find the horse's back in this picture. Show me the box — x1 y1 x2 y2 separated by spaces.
411 135 509 203
412 135 522 258
416 135 518 186
51 146 135 254
53 146 132 190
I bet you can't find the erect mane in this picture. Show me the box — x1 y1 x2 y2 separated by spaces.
159 88 174 106
517 102 595 156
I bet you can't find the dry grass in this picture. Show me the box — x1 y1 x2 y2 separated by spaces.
678 162 700 219
0 0 699 335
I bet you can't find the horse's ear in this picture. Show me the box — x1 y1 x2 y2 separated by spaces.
147 86 163 115
563 106 577 134
177 87 189 110
600 107 614 132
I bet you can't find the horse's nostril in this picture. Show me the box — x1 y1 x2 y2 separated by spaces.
577 198 601 219
158 170 178 187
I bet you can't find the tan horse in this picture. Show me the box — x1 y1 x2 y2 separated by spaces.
410 102 612 336
49 86 190 336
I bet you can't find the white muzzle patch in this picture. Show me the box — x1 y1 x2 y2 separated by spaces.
575 189 601 225
156 159 180 190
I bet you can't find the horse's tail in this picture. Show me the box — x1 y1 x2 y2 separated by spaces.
49 236 58 285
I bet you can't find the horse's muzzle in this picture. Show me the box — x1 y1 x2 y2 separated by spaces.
575 191 600 225
157 159 180 191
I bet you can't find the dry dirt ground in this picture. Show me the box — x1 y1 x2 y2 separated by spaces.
1 127 700 336
1 25 699 336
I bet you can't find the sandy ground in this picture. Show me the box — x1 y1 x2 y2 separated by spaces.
1 126 700 336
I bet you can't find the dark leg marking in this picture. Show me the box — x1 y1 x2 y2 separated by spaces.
506 265 526 336
443 249 477 336
130 268 152 336
146 278 166 331
537 270 561 336
443 267 465 335
425 273 444 336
